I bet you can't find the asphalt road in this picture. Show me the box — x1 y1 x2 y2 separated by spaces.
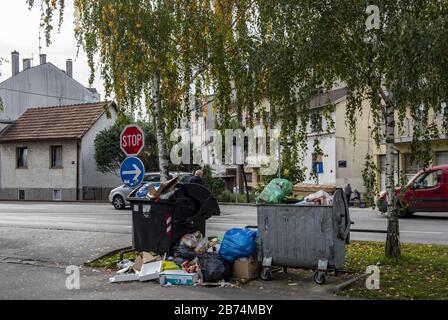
0 202 447 244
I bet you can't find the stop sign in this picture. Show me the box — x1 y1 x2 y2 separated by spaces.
120 125 145 156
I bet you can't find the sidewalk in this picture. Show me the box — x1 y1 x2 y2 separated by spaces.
0 226 352 300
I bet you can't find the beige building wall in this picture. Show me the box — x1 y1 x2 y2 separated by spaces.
334 99 372 192
370 107 448 191
0 140 78 200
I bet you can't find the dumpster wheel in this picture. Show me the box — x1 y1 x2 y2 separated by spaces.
261 267 273 281
314 271 326 285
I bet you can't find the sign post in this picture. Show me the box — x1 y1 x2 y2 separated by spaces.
120 125 145 250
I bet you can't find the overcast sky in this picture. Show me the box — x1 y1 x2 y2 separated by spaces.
0 0 104 97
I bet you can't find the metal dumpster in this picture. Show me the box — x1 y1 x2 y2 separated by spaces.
128 183 220 256
257 188 351 284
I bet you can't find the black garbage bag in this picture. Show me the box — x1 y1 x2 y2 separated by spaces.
173 244 197 260
198 252 230 282
172 257 187 267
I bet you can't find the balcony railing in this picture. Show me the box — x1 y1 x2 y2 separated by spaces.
379 115 446 143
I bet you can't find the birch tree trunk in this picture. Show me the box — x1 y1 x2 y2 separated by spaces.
151 71 170 182
383 95 401 258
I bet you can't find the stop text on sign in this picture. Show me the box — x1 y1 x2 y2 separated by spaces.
120 124 145 156
122 134 142 148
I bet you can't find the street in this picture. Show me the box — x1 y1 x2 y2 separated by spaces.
0 201 447 300
0 202 447 244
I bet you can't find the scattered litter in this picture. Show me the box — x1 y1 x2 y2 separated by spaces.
109 273 140 283
220 228 257 263
198 252 230 282
288 283 298 286
180 231 203 248
295 190 333 206
197 281 234 288
256 178 293 204
116 266 132 274
182 258 199 273
162 260 181 271
139 260 163 282
117 259 134 270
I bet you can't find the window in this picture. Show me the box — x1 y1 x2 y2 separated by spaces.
18 189 25 200
53 190 62 201
312 153 324 174
311 112 323 133
16 147 28 168
50 146 63 168
414 170 442 189
338 160 347 168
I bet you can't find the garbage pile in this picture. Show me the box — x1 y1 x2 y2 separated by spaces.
109 227 259 286
256 179 337 206
134 176 178 199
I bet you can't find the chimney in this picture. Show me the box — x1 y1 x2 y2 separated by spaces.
39 54 47 65
66 59 73 78
23 58 31 70
11 51 19 76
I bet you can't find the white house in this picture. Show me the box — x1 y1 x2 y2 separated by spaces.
0 102 121 201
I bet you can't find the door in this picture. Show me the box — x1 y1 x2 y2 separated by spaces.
409 169 444 212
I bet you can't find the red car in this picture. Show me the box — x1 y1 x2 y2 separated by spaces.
377 165 448 217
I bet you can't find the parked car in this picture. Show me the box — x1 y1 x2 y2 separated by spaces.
109 171 193 209
377 165 448 217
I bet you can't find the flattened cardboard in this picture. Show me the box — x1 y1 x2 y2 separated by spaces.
132 255 143 272
142 252 158 263
150 176 179 198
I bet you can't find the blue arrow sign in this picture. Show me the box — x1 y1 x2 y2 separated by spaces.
120 157 145 188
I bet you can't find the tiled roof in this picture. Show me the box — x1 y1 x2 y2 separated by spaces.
0 102 111 142
309 87 347 109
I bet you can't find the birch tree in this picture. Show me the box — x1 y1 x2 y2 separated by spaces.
259 0 448 257
29 0 262 182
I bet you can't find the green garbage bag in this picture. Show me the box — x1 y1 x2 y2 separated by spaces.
256 178 293 204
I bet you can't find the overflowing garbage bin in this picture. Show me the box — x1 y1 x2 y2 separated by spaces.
128 182 220 256
256 188 351 284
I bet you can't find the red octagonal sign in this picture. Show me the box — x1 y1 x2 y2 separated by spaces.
120 125 145 156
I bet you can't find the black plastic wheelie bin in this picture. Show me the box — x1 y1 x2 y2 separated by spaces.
128 183 220 255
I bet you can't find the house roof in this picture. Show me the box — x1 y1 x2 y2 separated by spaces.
0 102 114 142
309 87 348 109
0 62 100 98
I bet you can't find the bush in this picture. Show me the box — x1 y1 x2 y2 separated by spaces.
217 190 256 203
202 165 226 198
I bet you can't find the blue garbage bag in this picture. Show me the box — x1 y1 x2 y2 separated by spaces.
219 228 258 263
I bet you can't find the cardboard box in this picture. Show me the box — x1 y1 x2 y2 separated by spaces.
159 270 199 286
232 254 260 280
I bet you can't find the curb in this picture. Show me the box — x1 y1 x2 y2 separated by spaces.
218 202 256 206
84 246 133 265
332 273 369 293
